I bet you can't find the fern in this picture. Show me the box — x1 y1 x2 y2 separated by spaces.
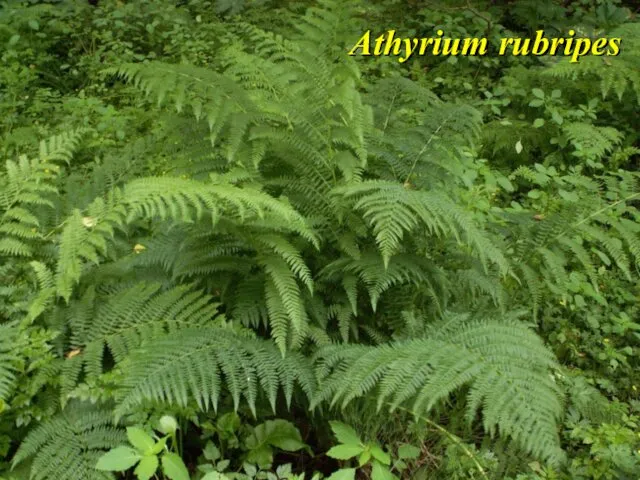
59 282 222 401
54 178 316 303
313 313 565 466
506 167 640 311
0 130 86 258
0 323 18 403
114 327 316 417
544 24 640 103
562 122 623 162
11 402 125 480
334 181 509 273
8 2 631 475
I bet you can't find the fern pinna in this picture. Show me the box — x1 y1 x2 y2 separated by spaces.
2 2 639 479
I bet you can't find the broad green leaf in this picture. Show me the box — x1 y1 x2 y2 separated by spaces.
370 445 391 465
532 88 544 99
96 446 141 471
515 140 523 154
558 189 578 202
265 424 306 451
329 422 362 445
329 422 361 445
162 452 190 480
245 445 272 469
326 468 356 480
371 461 395 480
496 176 514 192
134 455 159 480
244 419 306 467
393 459 407 470
276 464 292 477
533 118 545 128
527 189 542 199
326 444 364 460
243 463 258 476
150 436 168 455
203 441 221 461
127 427 155 454
245 419 306 451
358 449 372 467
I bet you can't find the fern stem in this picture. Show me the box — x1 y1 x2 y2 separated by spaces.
560 191 640 236
404 112 454 185
538 191 640 251
382 91 398 134
43 218 71 240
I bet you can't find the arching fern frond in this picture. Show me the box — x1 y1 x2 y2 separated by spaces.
543 23 640 103
334 181 508 273
60 282 222 400
0 130 87 258
115 327 316 418
562 122 623 162
11 402 125 480
55 178 316 302
313 313 565 466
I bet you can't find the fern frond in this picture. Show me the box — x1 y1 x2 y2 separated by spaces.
60 283 221 400
0 130 87 261
55 178 316 301
115 327 316 418
562 122 623 161
334 181 508 273
313 313 565 465
543 23 640 103
11 402 125 480
0 324 18 403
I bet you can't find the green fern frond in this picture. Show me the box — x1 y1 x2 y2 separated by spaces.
334 181 508 273
11 402 125 480
55 178 316 301
313 313 565 465
0 324 18 402
0 130 87 260
114 327 316 418
562 122 623 161
23 261 56 325
543 24 640 102
60 282 221 400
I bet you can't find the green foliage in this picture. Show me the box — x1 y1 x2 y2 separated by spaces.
544 23 640 103
315 313 564 465
115 327 316 417
326 421 397 480
0 325 18 405
11 402 125 480
95 419 187 480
